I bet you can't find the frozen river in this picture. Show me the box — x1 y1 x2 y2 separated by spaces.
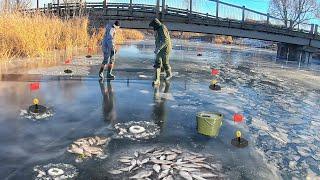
0 40 319 179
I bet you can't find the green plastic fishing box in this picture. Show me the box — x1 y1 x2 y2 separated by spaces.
197 112 223 137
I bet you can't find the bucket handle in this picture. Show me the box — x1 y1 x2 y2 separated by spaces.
202 118 222 127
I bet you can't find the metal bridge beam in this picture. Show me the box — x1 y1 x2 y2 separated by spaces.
216 0 219 19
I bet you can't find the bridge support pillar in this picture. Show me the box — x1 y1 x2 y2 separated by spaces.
277 43 313 63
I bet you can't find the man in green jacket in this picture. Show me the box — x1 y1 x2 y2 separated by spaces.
149 18 172 85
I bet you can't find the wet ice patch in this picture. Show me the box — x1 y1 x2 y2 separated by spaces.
158 93 175 101
138 75 150 78
67 136 111 162
139 90 149 94
71 57 101 66
20 108 54 121
114 121 160 140
220 87 238 94
33 163 78 179
108 147 224 179
28 66 90 76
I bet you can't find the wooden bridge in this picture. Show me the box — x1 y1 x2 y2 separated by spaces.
23 0 320 61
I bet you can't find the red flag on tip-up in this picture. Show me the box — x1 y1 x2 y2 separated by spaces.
233 113 244 123
88 47 93 53
30 82 40 91
64 57 72 64
211 69 219 75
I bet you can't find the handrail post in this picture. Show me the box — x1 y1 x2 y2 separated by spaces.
242 6 245 23
129 0 133 15
310 24 314 34
161 0 165 19
103 0 107 14
156 0 160 14
189 0 192 21
216 0 219 19
315 24 318 35
57 0 60 16
267 13 270 25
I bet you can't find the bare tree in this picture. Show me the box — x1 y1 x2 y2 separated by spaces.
269 0 319 28
0 0 31 12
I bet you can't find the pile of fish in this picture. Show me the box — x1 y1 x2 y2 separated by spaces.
33 163 78 180
108 147 223 179
114 121 160 140
67 136 110 162
20 108 54 120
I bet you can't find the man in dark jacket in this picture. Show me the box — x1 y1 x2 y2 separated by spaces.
149 18 172 85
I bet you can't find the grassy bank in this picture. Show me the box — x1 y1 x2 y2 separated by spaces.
0 13 144 60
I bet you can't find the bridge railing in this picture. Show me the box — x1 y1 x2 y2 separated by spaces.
21 0 318 36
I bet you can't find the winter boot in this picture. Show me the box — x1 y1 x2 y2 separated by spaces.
152 68 161 86
107 64 115 79
99 66 104 79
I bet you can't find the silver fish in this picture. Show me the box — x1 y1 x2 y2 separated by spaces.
119 159 132 163
163 175 174 180
141 158 149 165
153 164 161 173
164 151 175 155
191 174 207 180
82 145 102 155
166 154 177 161
137 160 142 166
158 169 170 179
160 156 166 160
190 158 206 163
143 148 155 154
96 137 109 145
192 172 218 178
128 159 137 172
129 170 153 179
194 163 213 170
120 156 133 160
179 167 201 172
171 148 182 154
179 170 193 180
134 151 139 157
108 170 122 175
118 167 129 172
180 163 201 168
184 155 198 161
189 152 203 157
151 159 173 165
161 164 171 170
68 144 83 155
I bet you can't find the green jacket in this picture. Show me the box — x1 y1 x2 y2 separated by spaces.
149 19 172 52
